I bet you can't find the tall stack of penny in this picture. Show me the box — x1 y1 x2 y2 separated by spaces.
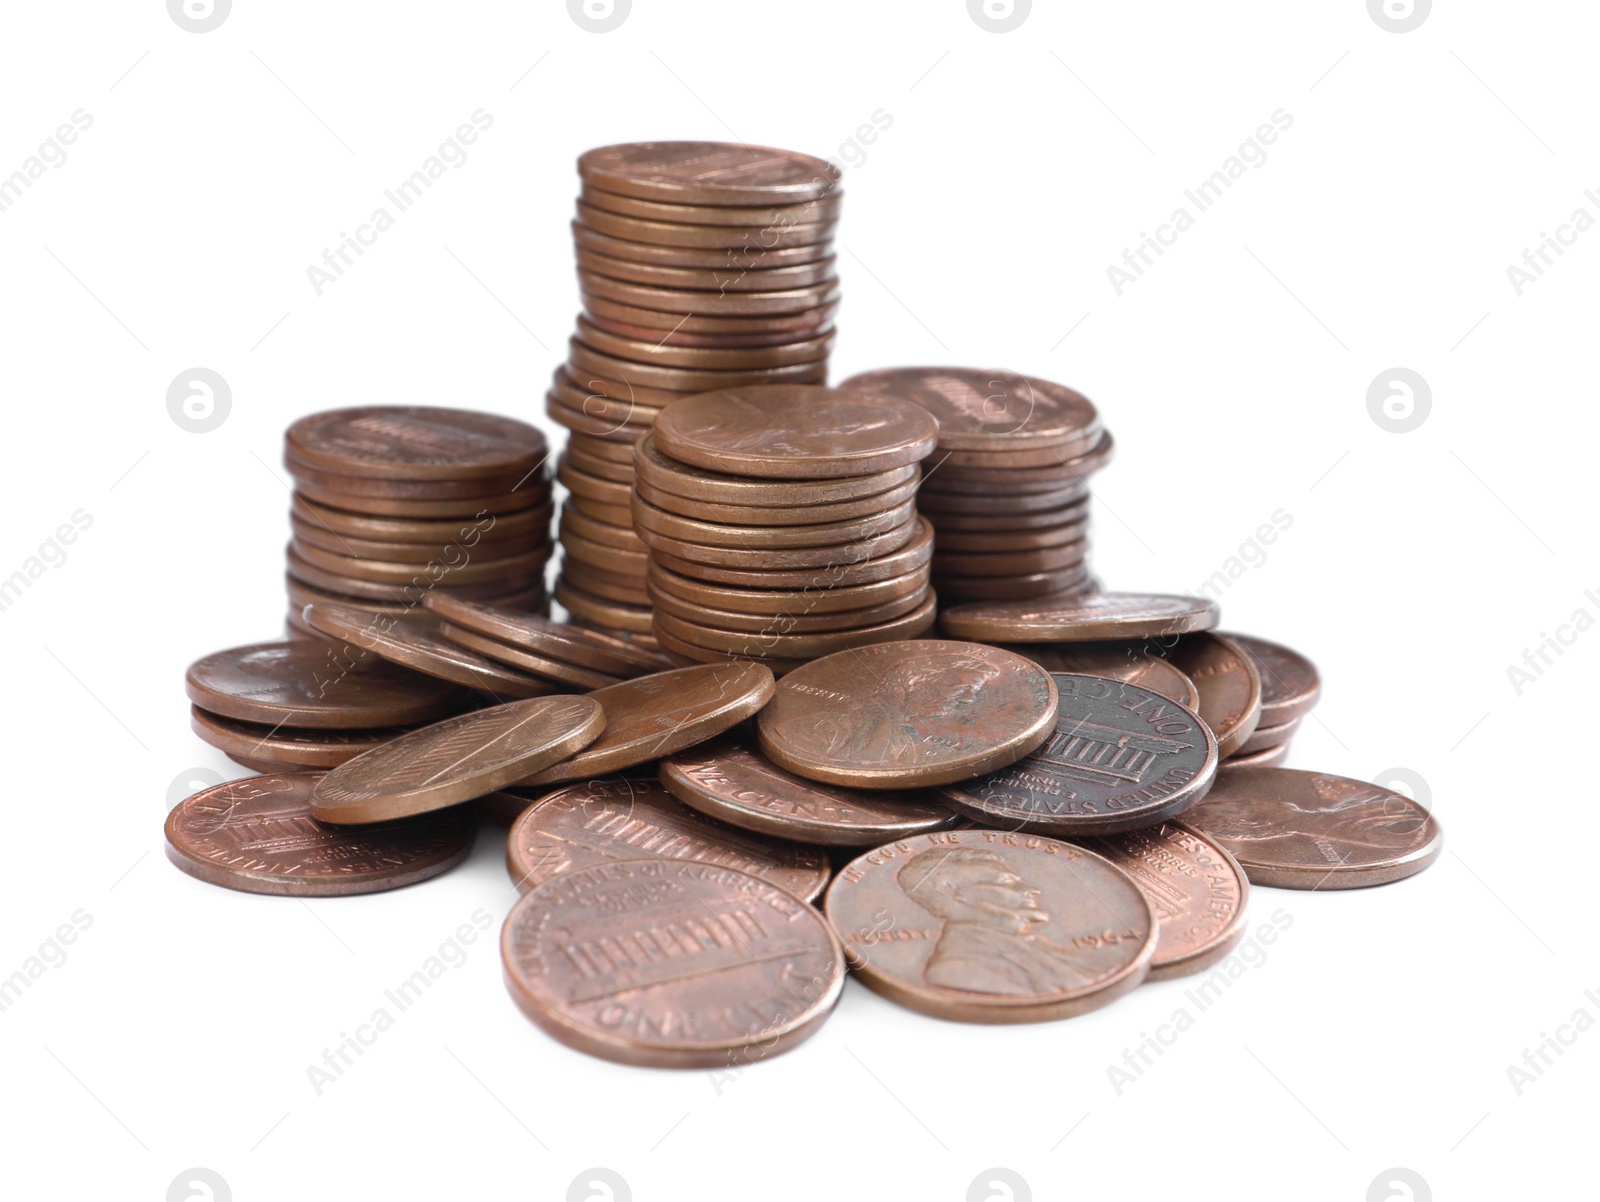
841 368 1110 603
636 386 939 672
283 406 554 636
545 141 843 649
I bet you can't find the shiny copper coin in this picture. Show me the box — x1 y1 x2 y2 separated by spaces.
1228 633 1323 726
757 640 1057 789
997 641 1200 709
939 673 1218 835
1235 716 1300 756
931 540 1087 578
290 538 552 586
557 459 632 506
577 202 835 250
520 662 775 785
554 364 688 409
311 695 606 823
661 736 960 847
502 857 844 1067
656 593 937 659
189 706 417 769
635 435 916 506
575 249 839 294
565 493 636 528
555 582 654 633
928 432 1114 485
580 183 842 226
290 514 540 565
918 485 1089 515
559 561 651 607
579 141 841 206
648 578 929 634
548 382 664 428
579 270 840 316
649 626 803 674
561 529 648 575
286 576 547 636
423 595 670 675
1075 821 1250 980
648 558 929 616
581 290 840 334
636 475 919 529
566 432 638 463
166 772 475 896
285 406 548 481
575 318 835 370
440 623 622 689
933 565 1093 603
824 831 1155 1022
841 367 1100 452
940 592 1221 643
290 493 551 543
1158 633 1263 759
185 640 457 729
638 516 918 571
1226 742 1290 769
1184 767 1443 889
568 338 829 392
650 516 934 589
587 312 836 349
505 776 829 901
573 221 836 269
288 549 544 605
285 458 534 502
633 492 917 550
561 443 635 485
292 477 548 520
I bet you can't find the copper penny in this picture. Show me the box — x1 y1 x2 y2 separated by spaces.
632 493 917 550
288 549 544 605
917 500 1087 532
290 494 551 543
290 514 539 565
576 319 835 370
574 251 839 295
502 857 844 1067
647 558 929 616
189 706 417 769
579 270 840 316
648 578 929 634
823 830 1155 1022
638 516 918 571
292 477 548 520
567 432 639 463
562 443 636 485
1184 767 1443 889
185 640 457 729
661 736 960 846
554 366 685 411
757 640 1057 788
1226 743 1290 769
580 290 840 334
440 623 623 689
568 338 828 391
931 519 1088 553
940 592 1220 643
423 595 670 675
285 406 548 481
841 367 1100 451
649 516 934 589
577 202 835 250
635 436 918 506
573 220 836 269
1228 633 1322 726
505 776 828 901
555 582 654 633
1158 633 1263 758
927 432 1114 485
636 475 920 529
557 459 632 507
290 538 552 586
587 312 836 350
997 642 1200 709
284 455 536 500
519 662 776 786
166 772 475 896
1234 716 1300 756
1075 820 1250 980
580 182 842 226
931 541 1087 578
559 561 651 607
560 529 648 575
655 593 937 659
565 495 636 529
286 576 547 636
918 485 1089 515
311 695 605 823
579 141 841 206
934 566 1093 603
649 627 804 675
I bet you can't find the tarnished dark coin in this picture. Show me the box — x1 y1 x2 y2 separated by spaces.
506 776 829 900
918 499 1088 531
661 736 961 846
189 706 417 769
519 663 776 786
285 406 548 481
938 673 1218 835
824 830 1155 1022
998 642 1199 709
166 772 475 896
1184 767 1443 889
1159 633 1263 759
757 640 1058 789
918 485 1088 515
311 695 606 823
185 640 458 729
940 592 1220 643
1074 821 1250 980
652 386 939 480
841 367 1100 451
423 595 669 676
1228 633 1322 726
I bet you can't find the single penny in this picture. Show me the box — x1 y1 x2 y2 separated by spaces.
647 558 929 616
285 406 548 481
310 695 606 823
654 592 938 658
918 484 1089 515
1075 821 1250 980
1159 633 1263 759
290 538 552 586
823 830 1155 1022
290 493 552 543
1226 743 1290 769
635 475 920 529
930 540 1087 578
652 386 939 480
842 367 1100 451
579 182 842 226
632 492 917 550
290 514 538 565
502 857 845 1067
292 478 548 520
560 506 648 552
940 592 1220 643
189 706 417 769
579 141 842 206
1228 633 1322 726
931 519 1088 553
574 251 840 296
637 516 918 571
440 622 623 689
1234 715 1301 757
635 435 916 506
580 290 840 334
505 776 829 901
1183 767 1443 889
555 582 654 633
573 220 836 269
166 772 475 896
648 577 929 635
518 662 776 786
915 500 1088 532
288 548 544 605
934 565 1093 603
577 202 835 250
579 270 840 315
568 338 828 391
938 673 1218 835
423 595 670 675
757 640 1058 789
559 561 651 607
185 640 457 729
997 642 1200 709
648 516 933 590
661 736 961 846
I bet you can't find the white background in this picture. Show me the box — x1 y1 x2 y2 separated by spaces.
1 2 1592 1199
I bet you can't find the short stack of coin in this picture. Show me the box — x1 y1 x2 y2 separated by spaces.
1226 632 1322 766
841 368 1111 602
546 141 843 646
283 407 554 636
636 385 940 671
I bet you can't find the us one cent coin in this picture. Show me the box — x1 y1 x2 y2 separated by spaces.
574 251 840 296
934 565 1093 603
292 478 547 520
632 492 916 550
579 141 841 206
1235 716 1300 757
823 830 1155 1022
940 592 1220 643
311 695 606 823
648 515 934 590
579 270 840 316
568 338 828 391
189 706 416 769
997 642 1199 709
577 202 835 250
1074 821 1250 980
290 538 552 586
648 578 929 635
635 435 917 506
1226 742 1290 769
440 623 623 690
423 595 669 676
652 386 939 479
841 367 1100 451
554 582 653 634
648 558 929 616
518 662 776 786
1159 633 1263 759
574 220 835 270
636 515 917 570
288 548 544 605
290 514 538 565
938 673 1218 835
505 776 829 901
285 406 548 481
185 640 458 729
1228 633 1322 726
635 475 920 529
655 593 938 659
502 857 845 1067
580 289 840 334
660 736 961 846
290 493 552 543
756 640 1058 789
1183 767 1443 889
580 182 842 226
166 772 475 896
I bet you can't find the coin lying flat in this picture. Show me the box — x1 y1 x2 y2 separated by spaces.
285 406 548 481
1227 743 1290 769
939 592 1220 643
997 642 1199 709
824 830 1155 1022
439 622 622 690
189 706 416 769
757 640 1058 789
165 773 475 896
310 696 606 823
518 663 776 786
1074 821 1250 981
423 595 669 676
1228 633 1322 726
505 776 829 901
1235 716 1300 757
1158 633 1263 759
634 435 916 506
660 736 962 846
185 640 459 729
841 367 1100 451
502 857 845 1067
1184 767 1443 889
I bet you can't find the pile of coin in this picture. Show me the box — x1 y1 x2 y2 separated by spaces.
842 368 1109 601
545 141 842 647
283 407 554 637
635 385 940 670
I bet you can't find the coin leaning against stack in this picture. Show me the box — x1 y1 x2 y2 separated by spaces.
635 385 941 672
842 367 1111 601
546 141 843 648
282 407 555 637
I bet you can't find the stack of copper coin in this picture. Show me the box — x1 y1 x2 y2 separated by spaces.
841 368 1110 602
422 595 673 688
546 141 843 647
635 385 939 672
282 407 554 636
